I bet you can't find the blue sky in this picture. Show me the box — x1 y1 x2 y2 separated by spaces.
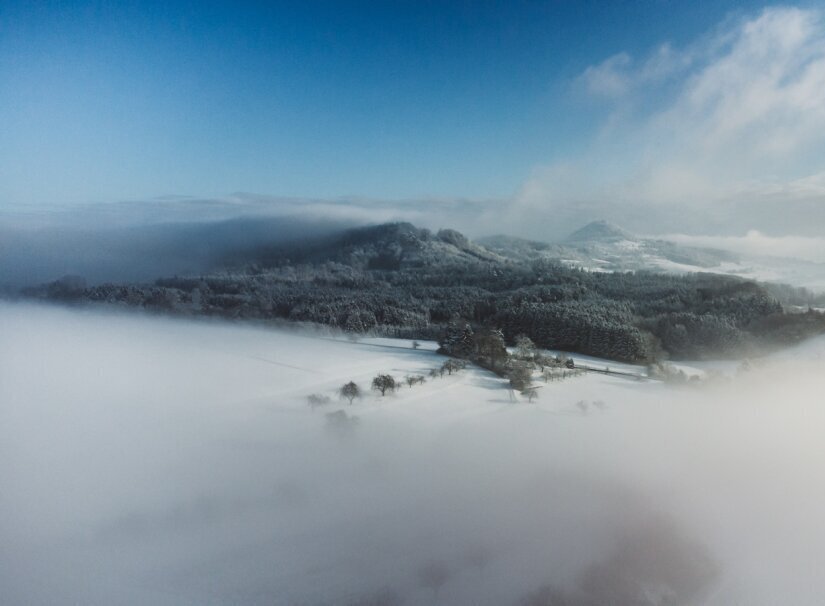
0 0 786 209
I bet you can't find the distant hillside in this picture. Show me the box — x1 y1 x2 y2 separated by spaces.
228 222 503 270
477 235 567 260
483 221 825 294
22 220 825 364
483 221 737 272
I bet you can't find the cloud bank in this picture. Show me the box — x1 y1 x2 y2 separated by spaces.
662 230 825 265
4 303 825 604
0 194 497 288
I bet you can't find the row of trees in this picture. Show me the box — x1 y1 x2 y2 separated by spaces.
311 326 590 413
308 354 473 413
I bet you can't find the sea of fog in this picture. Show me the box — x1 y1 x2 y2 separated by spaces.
2 302 825 605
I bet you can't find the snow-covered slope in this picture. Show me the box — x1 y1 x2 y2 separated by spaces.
482 221 825 292
482 221 736 271
3 303 825 604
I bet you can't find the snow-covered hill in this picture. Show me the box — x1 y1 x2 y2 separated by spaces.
481 220 736 271
482 220 825 292
3 303 825 604
243 221 504 270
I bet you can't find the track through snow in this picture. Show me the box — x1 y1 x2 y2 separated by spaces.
4 302 825 605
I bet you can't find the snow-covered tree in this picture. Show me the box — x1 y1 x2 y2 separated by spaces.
515 334 537 361
438 319 475 358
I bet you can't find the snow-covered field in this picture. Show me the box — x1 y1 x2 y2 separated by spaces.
3 302 825 605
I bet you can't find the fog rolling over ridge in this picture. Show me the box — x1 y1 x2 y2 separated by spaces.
5 197 825 297
0 214 356 289
3 302 825 605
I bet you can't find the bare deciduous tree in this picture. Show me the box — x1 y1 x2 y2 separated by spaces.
508 363 533 392
404 374 426 388
441 358 465 375
372 374 397 396
339 381 361 405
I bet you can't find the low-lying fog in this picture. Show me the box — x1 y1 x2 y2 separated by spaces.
3 302 825 605
0 215 353 288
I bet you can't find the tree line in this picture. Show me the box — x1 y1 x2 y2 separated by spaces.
25 246 825 363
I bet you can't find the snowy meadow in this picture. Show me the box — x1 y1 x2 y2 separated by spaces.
3 302 825 605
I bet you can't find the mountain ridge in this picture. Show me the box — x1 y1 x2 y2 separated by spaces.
230 221 504 270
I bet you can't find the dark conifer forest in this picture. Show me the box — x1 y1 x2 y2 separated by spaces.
23 222 825 362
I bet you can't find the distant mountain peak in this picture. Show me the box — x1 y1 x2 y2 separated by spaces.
565 220 636 243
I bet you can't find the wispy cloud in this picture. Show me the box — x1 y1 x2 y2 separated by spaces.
576 43 693 99
514 6 825 238
577 52 635 97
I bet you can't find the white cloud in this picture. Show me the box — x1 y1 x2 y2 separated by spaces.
658 7 825 166
518 6 825 237
640 42 693 81
576 43 693 99
662 230 825 264
577 52 634 97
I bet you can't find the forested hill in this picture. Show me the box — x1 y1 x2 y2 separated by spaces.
22 221 825 363
224 222 504 269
